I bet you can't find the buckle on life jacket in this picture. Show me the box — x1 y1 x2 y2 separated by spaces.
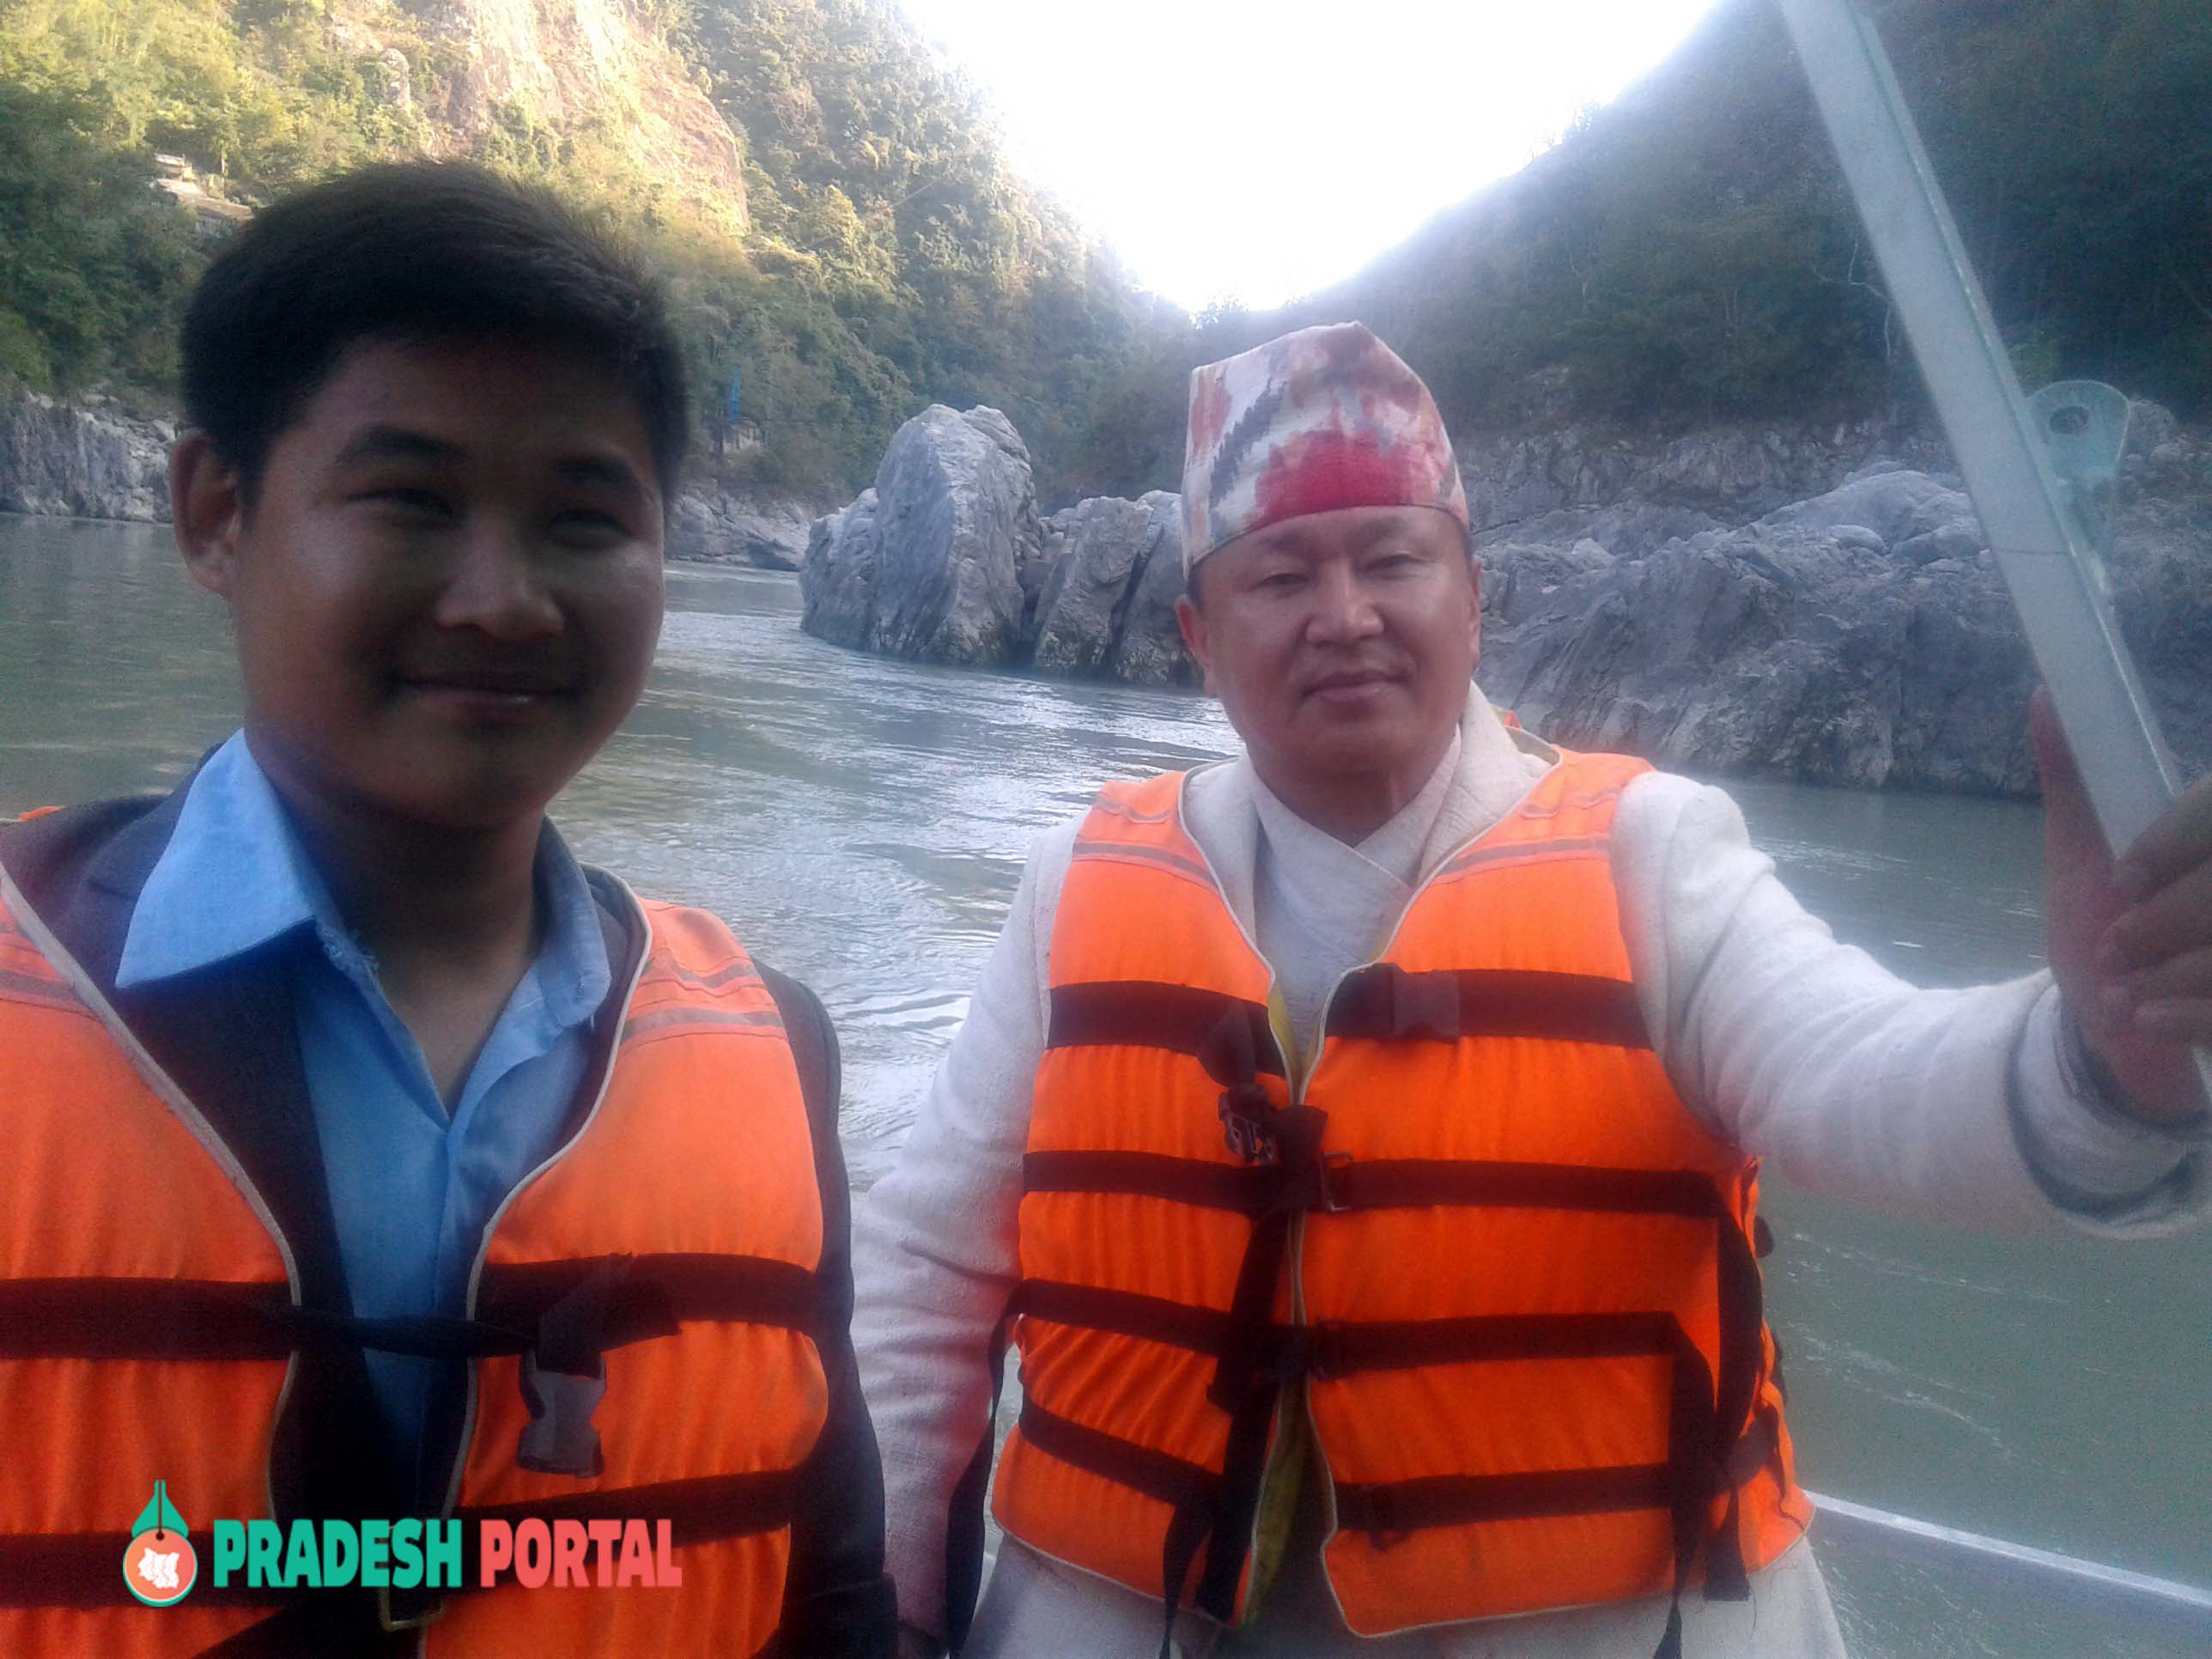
1380 962 1461 1041
1316 1150 1356 1212
1256 1318 1349 1384
1333 961 1462 1042
378 1580 447 1632
517 1358 609 1477
1218 1082 1282 1165
1352 1486 1411 1553
514 1256 630 1478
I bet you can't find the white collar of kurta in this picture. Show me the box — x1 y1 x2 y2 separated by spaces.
1248 726 1458 956
1182 693 1559 941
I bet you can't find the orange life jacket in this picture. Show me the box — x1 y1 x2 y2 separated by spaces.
0 873 830 1659
992 751 1808 1650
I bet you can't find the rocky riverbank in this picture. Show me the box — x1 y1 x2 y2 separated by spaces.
799 397 2211 795
665 489 815 571
0 382 817 568
0 389 174 523
1473 400 2212 793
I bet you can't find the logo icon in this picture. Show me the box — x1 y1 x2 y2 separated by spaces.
123 1482 196 1607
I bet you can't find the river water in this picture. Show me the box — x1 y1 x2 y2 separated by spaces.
3 514 2206 1656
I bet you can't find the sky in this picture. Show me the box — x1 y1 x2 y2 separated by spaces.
896 0 1725 313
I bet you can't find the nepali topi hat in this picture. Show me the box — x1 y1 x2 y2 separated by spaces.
1180 321 1468 574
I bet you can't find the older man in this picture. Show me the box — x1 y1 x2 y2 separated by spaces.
854 323 2210 1659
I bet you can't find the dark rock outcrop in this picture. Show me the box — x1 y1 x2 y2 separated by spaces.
1478 448 2211 794
1453 370 1955 532
1024 488 1194 685
1105 491 1197 687
1761 465 1976 552
801 404 1041 665
1029 495 1151 676
799 488 879 644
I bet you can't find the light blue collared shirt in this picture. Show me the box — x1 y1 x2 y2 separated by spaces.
117 732 612 1492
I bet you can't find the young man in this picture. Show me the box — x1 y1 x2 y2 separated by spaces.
854 323 2212 1659
0 164 895 1656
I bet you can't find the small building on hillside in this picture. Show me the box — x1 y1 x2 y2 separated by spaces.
149 158 255 242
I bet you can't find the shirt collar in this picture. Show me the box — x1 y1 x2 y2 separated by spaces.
1249 726 1463 879
118 731 612 1031
1248 727 1462 943
531 820 612 1031
118 732 346 988
1415 696 1560 878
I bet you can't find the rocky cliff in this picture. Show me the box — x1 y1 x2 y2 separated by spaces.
1474 404 2211 793
799 398 2211 796
1451 371 1956 536
399 0 747 228
1031 489 1193 686
0 389 173 523
665 489 815 571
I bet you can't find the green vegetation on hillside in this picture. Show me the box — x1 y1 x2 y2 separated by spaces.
0 0 453 392
659 0 1182 495
0 0 1181 498
0 82 200 391
0 0 2203 507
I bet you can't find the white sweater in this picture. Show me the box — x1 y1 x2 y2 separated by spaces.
853 699 2206 1657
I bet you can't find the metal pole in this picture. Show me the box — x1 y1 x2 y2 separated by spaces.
1777 0 2209 1103
1781 3 2212 1630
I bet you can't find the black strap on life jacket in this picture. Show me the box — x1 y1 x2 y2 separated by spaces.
1023 1148 1735 1222
0 1255 832 1629
1324 960 1653 1049
1045 966 1651 1062
1049 980 1286 1078
1004 1305 1756 1659
1138 1004 1325 1657
1025 976 1778 1657
0 1253 830 1365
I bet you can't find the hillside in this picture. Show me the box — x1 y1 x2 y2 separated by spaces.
0 0 1176 499
1064 0 2212 501
2 1 2206 512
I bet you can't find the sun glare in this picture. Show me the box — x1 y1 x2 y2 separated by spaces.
898 0 1726 311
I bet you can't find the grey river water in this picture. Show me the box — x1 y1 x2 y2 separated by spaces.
3 514 2206 1656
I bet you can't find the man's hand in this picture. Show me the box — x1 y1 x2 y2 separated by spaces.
897 1620 946 1659
2036 690 2212 1123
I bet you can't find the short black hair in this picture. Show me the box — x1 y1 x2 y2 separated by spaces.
181 161 689 503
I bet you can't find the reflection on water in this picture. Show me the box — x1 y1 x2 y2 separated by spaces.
3 516 2206 1657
